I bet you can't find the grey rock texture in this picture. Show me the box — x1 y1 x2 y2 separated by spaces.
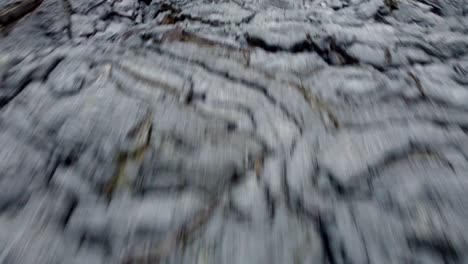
1 0 468 263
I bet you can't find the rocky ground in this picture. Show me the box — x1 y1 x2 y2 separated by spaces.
1 0 468 263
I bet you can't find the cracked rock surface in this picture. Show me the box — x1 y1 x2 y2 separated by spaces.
1 0 468 263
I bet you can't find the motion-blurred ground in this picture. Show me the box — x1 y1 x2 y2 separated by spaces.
1 0 468 263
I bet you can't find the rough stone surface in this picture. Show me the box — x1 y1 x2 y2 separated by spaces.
1 0 468 263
